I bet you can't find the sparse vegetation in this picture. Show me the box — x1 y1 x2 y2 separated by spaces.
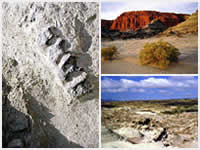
102 99 198 136
162 105 198 115
101 46 119 61
161 10 198 36
139 40 180 69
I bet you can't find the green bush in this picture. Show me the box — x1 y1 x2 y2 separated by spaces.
101 46 119 61
139 40 180 69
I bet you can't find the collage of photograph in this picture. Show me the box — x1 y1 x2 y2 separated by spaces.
1 0 199 149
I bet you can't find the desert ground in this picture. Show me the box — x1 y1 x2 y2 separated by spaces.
101 99 198 148
102 34 197 74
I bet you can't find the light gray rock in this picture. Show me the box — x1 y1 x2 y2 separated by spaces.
39 24 92 99
2 2 99 148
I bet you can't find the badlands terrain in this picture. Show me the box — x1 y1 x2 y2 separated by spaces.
101 11 198 74
102 99 198 148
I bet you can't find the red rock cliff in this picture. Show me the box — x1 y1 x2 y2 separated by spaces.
102 11 189 32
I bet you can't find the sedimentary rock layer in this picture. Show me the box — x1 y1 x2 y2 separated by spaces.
102 11 188 32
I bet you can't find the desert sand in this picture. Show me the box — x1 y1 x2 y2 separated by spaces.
102 35 197 74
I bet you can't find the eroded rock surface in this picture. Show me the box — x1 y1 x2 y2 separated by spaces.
102 11 188 32
2 2 99 148
101 11 189 40
3 77 32 148
102 100 198 148
38 26 91 98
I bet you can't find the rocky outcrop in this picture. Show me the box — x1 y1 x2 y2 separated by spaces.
102 100 198 148
110 11 188 32
3 76 33 148
101 19 113 32
102 19 168 40
130 19 168 39
2 2 99 148
102 11 189 40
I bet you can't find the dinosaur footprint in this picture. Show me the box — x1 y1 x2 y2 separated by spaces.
39 26 90 97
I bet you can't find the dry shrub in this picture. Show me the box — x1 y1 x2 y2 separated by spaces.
101 46 119 61
139 40 180 69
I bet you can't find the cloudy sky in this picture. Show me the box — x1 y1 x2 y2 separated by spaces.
101 0 198 20
101 76 198 101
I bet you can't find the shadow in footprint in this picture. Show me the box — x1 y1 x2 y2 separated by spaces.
75 18 92 52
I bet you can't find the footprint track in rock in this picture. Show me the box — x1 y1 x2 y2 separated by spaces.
39 26 92 98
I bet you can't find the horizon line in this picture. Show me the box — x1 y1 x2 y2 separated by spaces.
102 97 198 102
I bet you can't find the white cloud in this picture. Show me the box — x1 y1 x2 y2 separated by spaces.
102 77 197 93
103 88 127 93
159 90 168 93
120 79 138 88
169 76 196 81
101 77 120 89
140 78 172 88
131 88 145 93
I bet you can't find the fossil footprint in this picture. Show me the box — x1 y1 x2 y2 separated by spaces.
38 26 91 98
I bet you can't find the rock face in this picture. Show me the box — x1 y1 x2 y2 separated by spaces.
101 19 113 32
131 19 168 39
109 11 188 32
143 19 168 31
102 19 168 40
101 11 189 40
3 77 33 148
2 2 99 148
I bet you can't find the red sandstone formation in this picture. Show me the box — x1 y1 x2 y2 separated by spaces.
102 11 189 32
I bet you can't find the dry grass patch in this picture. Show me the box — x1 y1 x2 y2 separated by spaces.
139 40 180 69
161 11 198 36
101 46 119 61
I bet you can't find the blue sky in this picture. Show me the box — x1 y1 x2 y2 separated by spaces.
101 0 198 20
101 76 198 101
